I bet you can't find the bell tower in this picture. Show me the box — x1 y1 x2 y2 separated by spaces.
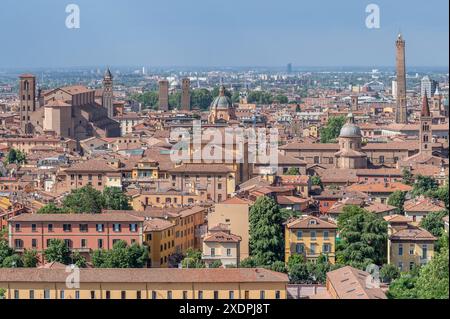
103 68 114 118
420 92 432 156
19 74 36 134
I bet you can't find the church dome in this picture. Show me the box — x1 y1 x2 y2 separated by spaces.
339 113 362 138
211 86 232 110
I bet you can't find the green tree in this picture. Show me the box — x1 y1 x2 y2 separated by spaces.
169 92 182 109
387 271 419 299
71 251 87 268
0 288 5 299
287 254 305 270
44 239 71 264
415 245 449 299
239 257 257 268
181 248 205 268
319 116 346 143
380 264 401 283
273 94 288 104
336 205 388 266
401 168 414 185
191 88 213 110
132 91 159 109
311 175 323 189
102 187 131 210
2 254 23 268
249 196 284 266
270 261 287 273
37 203 68 214
247 91 273 104
420 210 448 237
209 260 223 268
413 175 439 196
428 181 449 210
0 240 14 266
62 185 104 214
387 191 407 214
288 262 311 284
92 240 148 268
285 167 300 175
22 249 39 268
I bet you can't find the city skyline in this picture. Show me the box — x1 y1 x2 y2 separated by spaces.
0 0 448 69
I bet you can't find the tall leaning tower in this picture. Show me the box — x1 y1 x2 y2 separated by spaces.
395 34 407 124
103 68 114 118
19 74 36 134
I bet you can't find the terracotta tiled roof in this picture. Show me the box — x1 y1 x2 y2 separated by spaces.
64 159 118 173
0 268 288 283
276 195 309 205
390 226 437 241
143 218 174 232
326 266 387 299
286 215 337 229
10 212 144 222
346 182 412 193
404 196 446 212
220 197 253 205
383 214 412 223
203 231 241 243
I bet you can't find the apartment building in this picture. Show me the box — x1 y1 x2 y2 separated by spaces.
285 216 337 264
385 215 437 271
143 218 175 268
8 213 144 262
0 268 288 299
202 226 241 267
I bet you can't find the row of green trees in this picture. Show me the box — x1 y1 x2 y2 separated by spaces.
37 185 131 214
4 148 26 165
131 87 291 111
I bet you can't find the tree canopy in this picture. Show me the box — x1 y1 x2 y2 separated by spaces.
319 116 346 143
336 205 387 267
92 240 148 268
387 191 407 215
249 196 284 266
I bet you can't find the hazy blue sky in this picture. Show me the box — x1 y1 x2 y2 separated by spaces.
0 0 448 68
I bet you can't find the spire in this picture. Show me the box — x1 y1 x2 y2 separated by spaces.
421 91 431 117
104 68 113 80
434 86 440 96
219 85 226 96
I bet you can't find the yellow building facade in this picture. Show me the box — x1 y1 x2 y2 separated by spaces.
0 268 288 300
285 216 337 264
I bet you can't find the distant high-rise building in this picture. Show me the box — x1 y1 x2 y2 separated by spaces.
181 78 191 111
391 80 398 97
395 34 407 124
287 63 293 74
103 68 114 119
421 76 437 98
19 74 36 134
159 80 169 111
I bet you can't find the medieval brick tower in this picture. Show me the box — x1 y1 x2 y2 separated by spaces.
395 34 407 124
19 74 36 134
159 80 169 111
181 78 191 111
103 68 114 118
420 93 433 156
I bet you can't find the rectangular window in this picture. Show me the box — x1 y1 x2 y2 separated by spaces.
398 244 403 256
79 224 88 232
198 291 203 299
90 291 95 299
260 291 265 299
44 289 50 299
136 291 141 299
214 291 219 299
296 243 304 254
31 224 37 232
296 230 302 239
60 290 65 300
227 248 232 257
29 290 34 299
409 245 414 255
275 291 281 299
183 291 188 299
121 291 126 299
211 248 215 257
167 291 172 299
48 224 53 232
323 244 331 253
106 291 111 299
98 239 103 249
15 224 21 232
14 290 19 299
113 224 121 232
323 231 329 240
310 243 316 255
422 245 428 259
81 239 87 248
311 231 316 240
129 224 137 232
96 224 104 232
63 224 72 232
32 239 37 249
152 291 157 299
